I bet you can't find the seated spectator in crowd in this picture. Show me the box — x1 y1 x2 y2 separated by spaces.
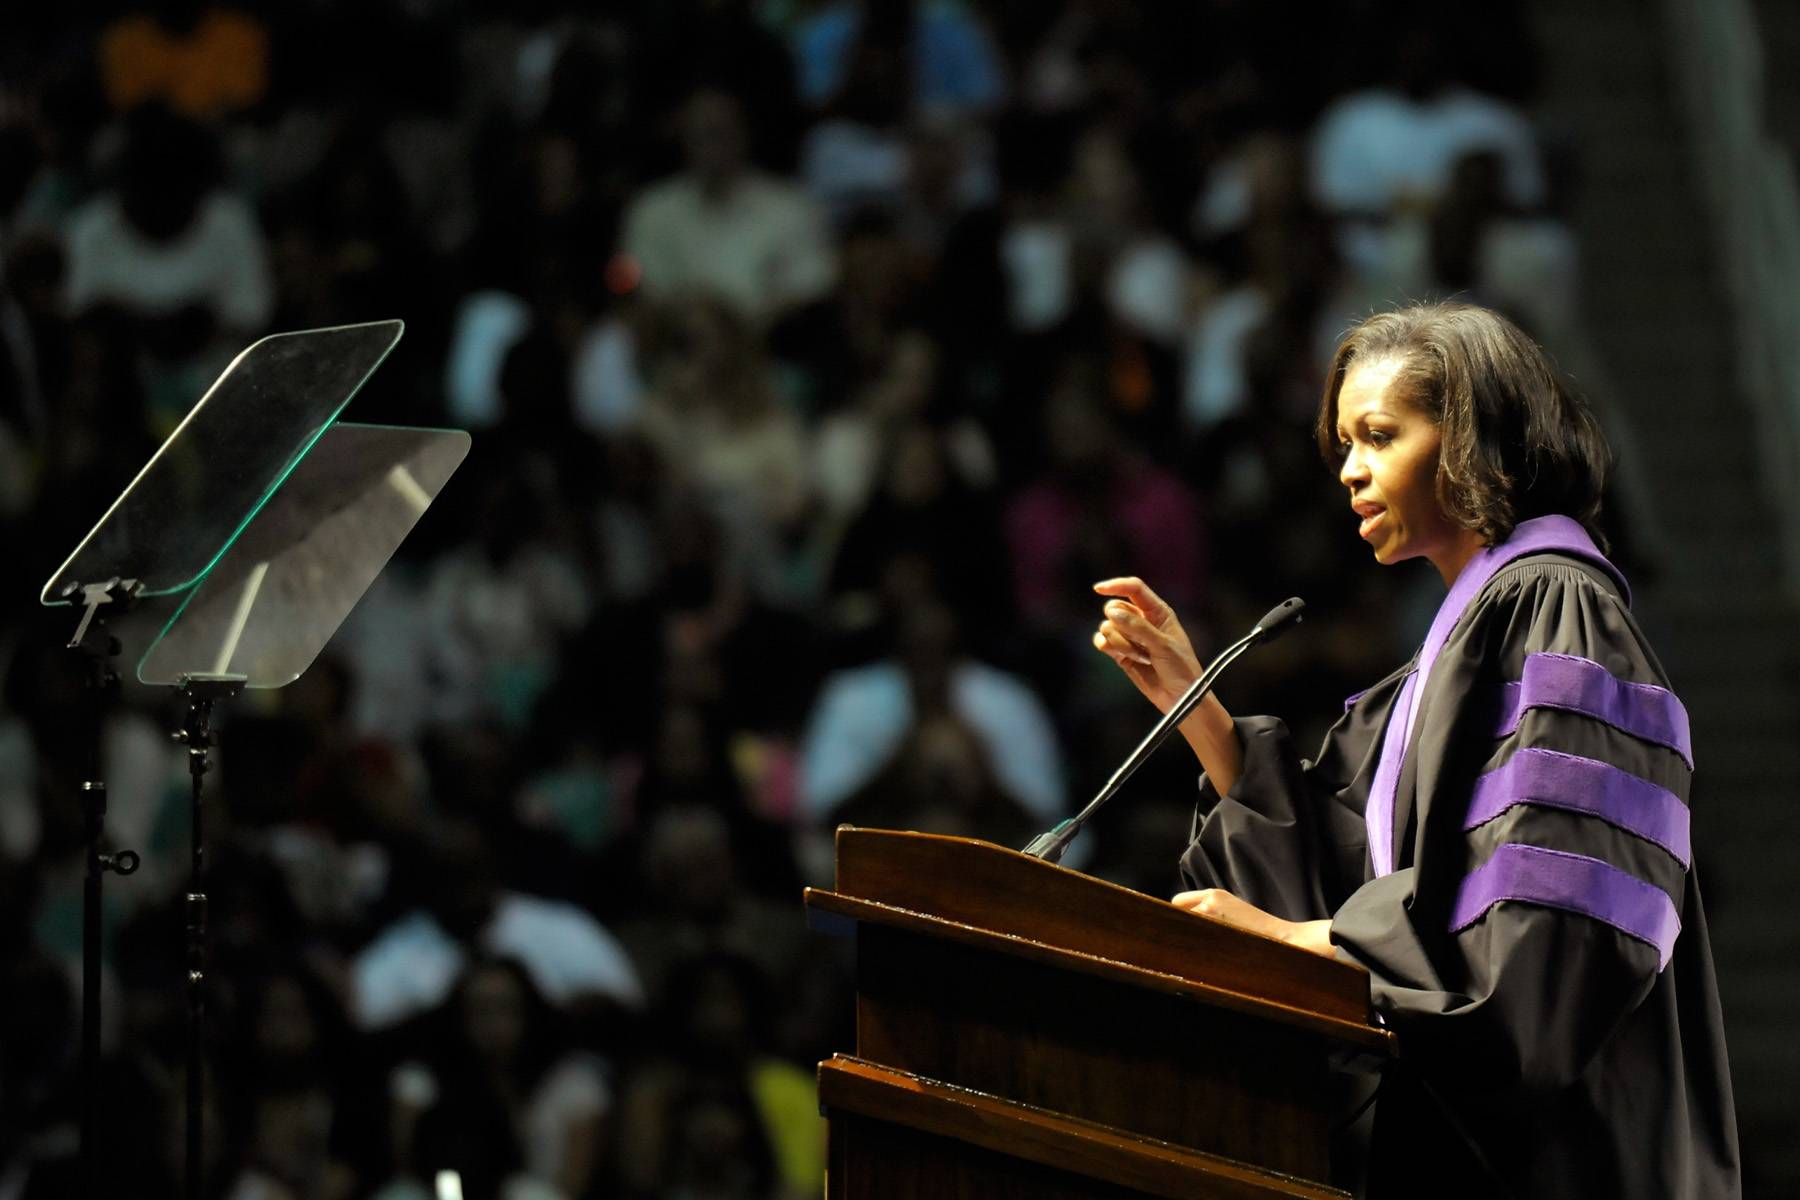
99 0 270 121
0 204 57 472
351 823 643 1032
632 0 804 172
1191 131 1317 274
797 14 1001 232
445 288 536 432
1000 122 1189 346
637 296 814 605
800 17 912 225
799 598 1063 843
1309 24 1545 220
1184 134 1363 437
898 116 1006 369
651 1077 779 1200
0 254 51 525
792 0 1005 117
449 123 616 410
379 957 609 1200
823 412 1006 648
1383 149 1579 345
614 952 821 1200
0 115 74 250
632 699 799 882
813 330 994 528
769 207 925 417
264 731 428 943
61 104 273 367
575 431 665 609
420 457 592 728
569 302 646 439
373 44 478 264
1005 372 1207 636
621 88 835 327
614 803 806 1010
0 947 78 1196
607 493 822 743
220 964 379 1200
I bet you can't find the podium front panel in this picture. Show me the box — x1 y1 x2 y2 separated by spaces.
808 830 1389 1196
854 922 1336 1182
820 1056 1350 1200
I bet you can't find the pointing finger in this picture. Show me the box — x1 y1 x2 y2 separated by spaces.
1093 576 1172 623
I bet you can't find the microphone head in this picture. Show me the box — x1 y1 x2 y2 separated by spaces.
1252 596 1306 641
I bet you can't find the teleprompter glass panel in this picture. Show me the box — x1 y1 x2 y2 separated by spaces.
137 424 470 688
41 320 405 605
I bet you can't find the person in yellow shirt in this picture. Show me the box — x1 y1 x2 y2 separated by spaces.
99 2 269 121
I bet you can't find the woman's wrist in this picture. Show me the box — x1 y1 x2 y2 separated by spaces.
1179 694 1242 792
1282 918 1336 957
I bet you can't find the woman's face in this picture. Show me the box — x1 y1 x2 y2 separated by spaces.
1335 357 1482 583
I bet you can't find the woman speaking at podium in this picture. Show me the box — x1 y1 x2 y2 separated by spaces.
1092 303 1738 1198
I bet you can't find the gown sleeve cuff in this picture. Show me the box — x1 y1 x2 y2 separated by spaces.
1198 714 1298 808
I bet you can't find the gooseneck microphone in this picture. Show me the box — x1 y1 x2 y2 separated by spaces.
1022 597 1306 864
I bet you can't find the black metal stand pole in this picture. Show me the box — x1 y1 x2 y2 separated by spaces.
80 784 101 1196
80 783 138 1198
173 674 240 1200
65 579 141 1200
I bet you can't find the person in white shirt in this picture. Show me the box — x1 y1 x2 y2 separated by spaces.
620 88 835 328
62 104 272 335
350 823 642 1032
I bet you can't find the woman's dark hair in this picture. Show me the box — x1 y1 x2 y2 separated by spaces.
1315 302 1610 548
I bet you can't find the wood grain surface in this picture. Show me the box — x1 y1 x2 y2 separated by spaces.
820 1055 1352 1200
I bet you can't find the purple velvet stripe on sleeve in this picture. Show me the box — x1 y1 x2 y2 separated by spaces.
1463 747 1691 866
1451 843 1681 970
1493 653 1693 767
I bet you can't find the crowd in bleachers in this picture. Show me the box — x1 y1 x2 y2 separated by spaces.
0 2 1588 1196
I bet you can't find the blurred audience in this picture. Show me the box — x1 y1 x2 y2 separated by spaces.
0 3 1581 1196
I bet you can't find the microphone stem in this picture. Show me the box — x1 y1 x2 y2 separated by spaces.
1025 630 1261 862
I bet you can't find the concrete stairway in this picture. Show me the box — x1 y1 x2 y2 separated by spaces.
1526 2 1800 1195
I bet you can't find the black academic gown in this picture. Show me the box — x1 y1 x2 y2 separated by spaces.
1180 554 1741 1199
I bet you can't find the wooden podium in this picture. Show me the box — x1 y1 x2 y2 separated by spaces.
804 828 1394 1199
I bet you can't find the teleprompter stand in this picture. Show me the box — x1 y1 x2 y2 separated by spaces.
172 671 241 1197
65 577 143 1200
39 320 470 1200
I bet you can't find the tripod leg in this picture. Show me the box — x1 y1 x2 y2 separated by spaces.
185 889 206 1200
80 783 104 1200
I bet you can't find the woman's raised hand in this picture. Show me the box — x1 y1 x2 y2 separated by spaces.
1090 577 1205 713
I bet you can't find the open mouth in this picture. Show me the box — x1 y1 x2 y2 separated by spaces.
1355 506 1386 539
